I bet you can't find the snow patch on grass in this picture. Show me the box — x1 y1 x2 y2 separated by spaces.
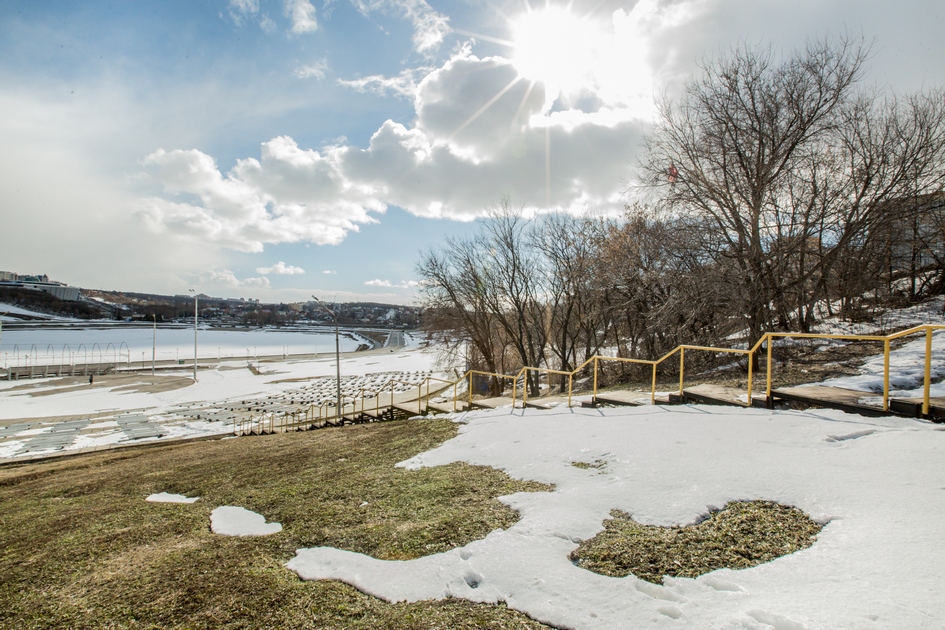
146 492 200 504
210 506 282 536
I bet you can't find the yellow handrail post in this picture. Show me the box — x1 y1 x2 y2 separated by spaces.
678 347 685 395
418 384 422 415
453 380 458 412
650 362 657 405
593 356 599 405
746 345 754 407
568 373 573 408
523 369 529 408
468 372 473 407
766 336 773 398
923 326 933 416
883 339 891 412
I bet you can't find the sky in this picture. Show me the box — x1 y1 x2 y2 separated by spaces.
1 0 944 305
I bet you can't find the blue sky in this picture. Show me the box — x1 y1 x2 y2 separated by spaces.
2 0 944 305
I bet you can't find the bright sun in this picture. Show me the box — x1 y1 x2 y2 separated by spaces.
510 7 603 102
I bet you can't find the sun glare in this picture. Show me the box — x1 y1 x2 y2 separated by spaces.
510 7 603 103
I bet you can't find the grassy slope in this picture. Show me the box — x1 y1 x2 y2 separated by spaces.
570 501 822 584
0 419 553 629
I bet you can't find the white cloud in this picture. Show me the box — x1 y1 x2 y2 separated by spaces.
194 270 271 289
140 138 385 252
284 0 318 34
229 0 259 24
259 14 277 33
338 67 429 99
241 276 271 288
295 59 329 79
365 279 419 288
350 0 449 55
138 4 695 248
322 270 337 274
256 261 306 275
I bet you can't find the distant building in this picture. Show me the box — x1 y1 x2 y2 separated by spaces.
18 274 50 283
0 271 81 301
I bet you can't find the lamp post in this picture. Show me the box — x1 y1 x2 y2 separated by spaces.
313 295 342 424
188 289 198 382
151 314 156 376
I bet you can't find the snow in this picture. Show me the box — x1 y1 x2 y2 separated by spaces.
146 492 199 504
811 296 944 336
0 302 78 321
0 325 363 366
0 343 444 458
287 404 945 629
210 506 282 536
811 327 945 403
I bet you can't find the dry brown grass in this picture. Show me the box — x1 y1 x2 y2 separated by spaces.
0 418 554 629
570 501 822 584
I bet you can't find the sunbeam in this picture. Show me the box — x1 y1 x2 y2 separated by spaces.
448 74 526 140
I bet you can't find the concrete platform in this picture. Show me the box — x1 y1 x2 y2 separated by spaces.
887 396 945 420
673 384 757 408
426 401 469 414
587 390 646 407
469 397 515 409
771 385 896 418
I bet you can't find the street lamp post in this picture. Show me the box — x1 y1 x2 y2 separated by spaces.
151 314 156 376
313 295 342 424
189 289 198 382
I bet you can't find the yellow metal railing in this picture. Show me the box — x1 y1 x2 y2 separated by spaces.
233 324 943 435
466 370 517 407
761 324 945 414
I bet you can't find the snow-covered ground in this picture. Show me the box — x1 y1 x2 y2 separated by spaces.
0 301 80 322
288 404 945 629
0 338 445 459
807 327 945 405
809 295 944 336
211 506 282 536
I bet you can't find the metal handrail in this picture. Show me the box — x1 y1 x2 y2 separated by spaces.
465 370 517 407
511 366 576 407
760 325 945 414
234 324 945 433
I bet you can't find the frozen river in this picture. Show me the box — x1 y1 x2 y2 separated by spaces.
0 325 371 368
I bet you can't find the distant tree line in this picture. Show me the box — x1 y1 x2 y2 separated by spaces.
417 38 945 394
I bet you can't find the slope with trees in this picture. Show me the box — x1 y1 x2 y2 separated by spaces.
417 38 945 388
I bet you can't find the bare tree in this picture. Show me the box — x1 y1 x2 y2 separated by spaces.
644 38 869 339
535 214 611 380
417 237 510 392
418 200 550 396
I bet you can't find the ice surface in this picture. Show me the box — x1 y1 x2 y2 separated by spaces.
211 506 282 536
146 492 199 504
0 325 361 366
287 405 945 629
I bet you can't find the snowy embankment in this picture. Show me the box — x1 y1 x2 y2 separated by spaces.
812 327 945 402
0 302 79 322
810 296 943 336
288 405 945 629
